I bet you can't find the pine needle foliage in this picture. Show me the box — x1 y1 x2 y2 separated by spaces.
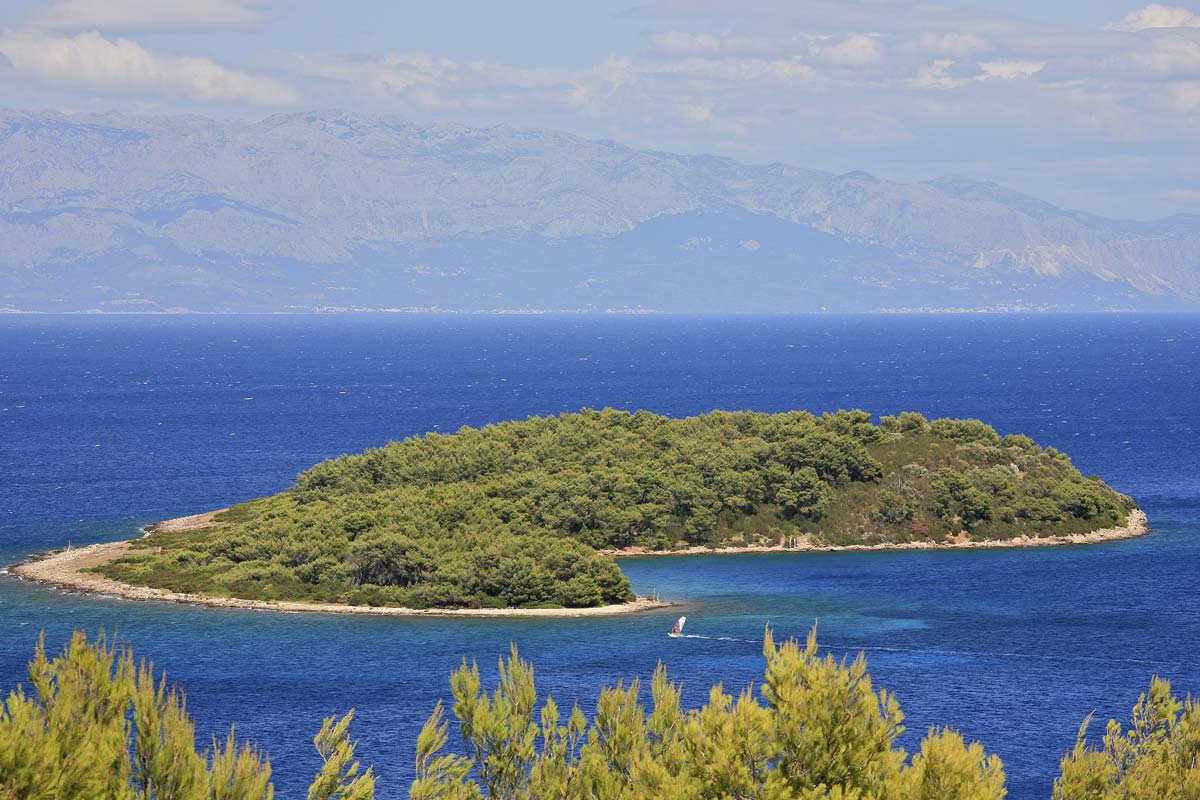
0 630 364 800
3 629 1197 799
411 626 1008 800
1053 677 1200 799
307 711 377 800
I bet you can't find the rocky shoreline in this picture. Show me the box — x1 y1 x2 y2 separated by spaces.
7 509 1146 616
602 509 1149 557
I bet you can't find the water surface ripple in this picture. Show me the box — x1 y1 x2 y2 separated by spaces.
1 314 1197 799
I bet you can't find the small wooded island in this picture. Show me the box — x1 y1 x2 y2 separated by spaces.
76 409 1139 612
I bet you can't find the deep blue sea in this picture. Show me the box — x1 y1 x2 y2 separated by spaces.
1 314 1198 799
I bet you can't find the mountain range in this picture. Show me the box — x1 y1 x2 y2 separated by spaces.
2 109 1197 312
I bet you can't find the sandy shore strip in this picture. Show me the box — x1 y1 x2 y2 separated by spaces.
141 508 230 534
7 536 669 618
7 509 1145 616
603 509 1149 557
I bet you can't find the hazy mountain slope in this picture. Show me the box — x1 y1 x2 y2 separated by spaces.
0 109 1196 311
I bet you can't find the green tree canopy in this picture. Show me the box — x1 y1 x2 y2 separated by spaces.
99 409 1134 610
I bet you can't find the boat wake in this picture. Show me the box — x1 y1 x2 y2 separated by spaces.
667 617 757 643
662 622 1160 665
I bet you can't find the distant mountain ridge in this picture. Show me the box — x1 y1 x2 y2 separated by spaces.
1 108 1197 312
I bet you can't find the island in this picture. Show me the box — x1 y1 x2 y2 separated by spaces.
11 409 1145 615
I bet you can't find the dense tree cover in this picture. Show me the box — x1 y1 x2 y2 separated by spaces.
97 409 1134 609
1054 678 1200 799
411 628 1006 800
0 631 374 800
5 631 1197 799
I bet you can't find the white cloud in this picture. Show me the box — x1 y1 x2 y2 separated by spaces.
1125 32 1200 76
652 56 818 83
909 32 992 57
280 51 571 115
648 31 806 59
27 0 266 31
6 0 1170 218
682 102 714 122
911 59 963 88
0 0 1195 218
291 52 447 95
819 34 885 68
911 56 1051 89
978 59 1045 80
648 31 727 58
1062 30 1200 81
286 49 818 120
1168 80 1200 112
1106 4 1200 32
0 30 297 104
262 0 1200 163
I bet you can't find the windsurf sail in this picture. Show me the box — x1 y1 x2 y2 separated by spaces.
668 616 686 637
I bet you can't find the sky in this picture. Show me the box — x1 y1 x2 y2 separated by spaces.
1 0 1199 220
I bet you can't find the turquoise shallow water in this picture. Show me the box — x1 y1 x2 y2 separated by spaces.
1 314 1198 799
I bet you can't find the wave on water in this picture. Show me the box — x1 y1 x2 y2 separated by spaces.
669 634 1163 668
821 640 1162 668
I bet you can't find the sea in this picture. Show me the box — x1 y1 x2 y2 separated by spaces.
1 313 1197 800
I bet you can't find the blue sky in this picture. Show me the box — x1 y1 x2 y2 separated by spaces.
1 0 1199 219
